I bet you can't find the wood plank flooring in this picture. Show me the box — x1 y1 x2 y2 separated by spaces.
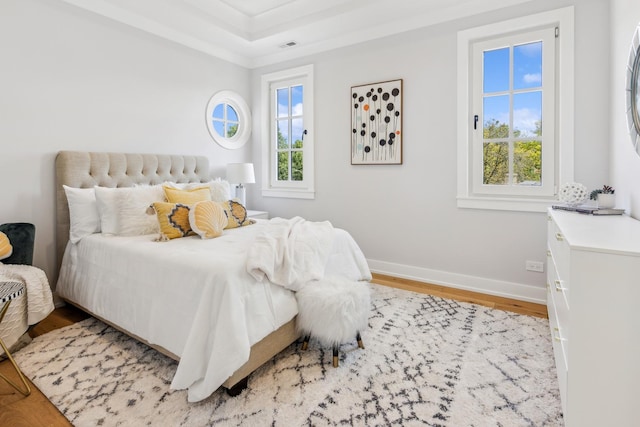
0 305 88 427
372 273 548 318
0 276 546 426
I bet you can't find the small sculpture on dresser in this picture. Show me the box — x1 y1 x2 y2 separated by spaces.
558 182 588 206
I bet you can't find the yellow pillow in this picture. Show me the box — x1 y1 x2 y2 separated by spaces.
217 200 256 229
189 201 228 239
152 202 193 240
0 231 12 260
163 186 211 205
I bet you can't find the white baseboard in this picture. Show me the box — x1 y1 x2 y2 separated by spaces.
367 259 546 304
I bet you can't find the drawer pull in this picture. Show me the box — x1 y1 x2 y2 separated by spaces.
553 327 567 342
546 282 551 291
546 250 552 257
554 280 567 292
555 232 564 241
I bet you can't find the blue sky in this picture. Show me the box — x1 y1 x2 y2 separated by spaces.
212 103 239 137
483 41 542 138
277 85 304 146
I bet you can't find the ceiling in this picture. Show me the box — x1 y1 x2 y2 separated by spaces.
59 0 531 68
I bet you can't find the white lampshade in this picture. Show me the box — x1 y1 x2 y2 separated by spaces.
226 163 255 185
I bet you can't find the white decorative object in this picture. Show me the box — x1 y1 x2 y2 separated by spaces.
558 182 588 206
226 163 255 207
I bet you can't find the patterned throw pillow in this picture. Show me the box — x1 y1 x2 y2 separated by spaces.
163 186 211 205
0 231 12 260
152 202 193 240
189 201 228 239
217 200 255 229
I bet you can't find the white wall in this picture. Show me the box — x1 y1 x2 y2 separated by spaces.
250 0 610 303
1 0 613 304
611 0 640 218
0 0 252 281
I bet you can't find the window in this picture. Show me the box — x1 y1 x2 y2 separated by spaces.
212 103 238 139
205 91 251 149
457 7 574 212
261 65 314 199
474 29 554 195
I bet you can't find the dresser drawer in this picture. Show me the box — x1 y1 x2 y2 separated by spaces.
547 216 570 291
547 246 570 310
548 256 570 354
547 283 568 415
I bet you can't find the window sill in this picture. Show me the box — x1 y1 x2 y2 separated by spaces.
457 196 556 213
262 188 315 200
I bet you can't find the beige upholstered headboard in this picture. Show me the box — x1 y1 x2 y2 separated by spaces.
55 151 212 272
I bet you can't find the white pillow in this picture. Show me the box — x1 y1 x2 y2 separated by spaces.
94 185 165 236
208 179 231 202
63 186 100 244
163 179 231 202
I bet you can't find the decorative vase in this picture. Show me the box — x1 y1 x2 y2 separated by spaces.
597 193 616 209
558 182 588 207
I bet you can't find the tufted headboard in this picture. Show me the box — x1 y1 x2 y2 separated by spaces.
55 151 212 271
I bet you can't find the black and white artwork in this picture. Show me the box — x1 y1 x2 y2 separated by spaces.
351 79 403 165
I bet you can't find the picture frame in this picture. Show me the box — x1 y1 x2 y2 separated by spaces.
351 79 403 165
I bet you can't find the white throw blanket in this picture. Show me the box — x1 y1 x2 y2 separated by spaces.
247 217 372 291
247 217 336 291
0 264 54 324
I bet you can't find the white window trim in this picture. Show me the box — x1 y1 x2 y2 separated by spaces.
261 64 315 199
457 7 574 212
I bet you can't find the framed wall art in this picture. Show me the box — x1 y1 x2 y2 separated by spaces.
351 79 403 165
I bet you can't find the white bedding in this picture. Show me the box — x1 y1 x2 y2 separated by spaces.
248 216 371 290
56 218 370 402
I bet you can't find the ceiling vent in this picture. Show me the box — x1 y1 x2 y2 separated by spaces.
279 41 298 48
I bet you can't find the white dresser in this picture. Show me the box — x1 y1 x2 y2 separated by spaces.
546 208 640 427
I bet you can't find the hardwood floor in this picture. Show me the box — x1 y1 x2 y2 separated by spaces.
372 273 548 318
0 277 546 426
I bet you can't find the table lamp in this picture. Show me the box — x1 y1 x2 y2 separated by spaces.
226 163 255 207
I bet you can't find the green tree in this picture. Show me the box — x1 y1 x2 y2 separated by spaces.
483 119 509 184
276 129 303 181
227 124 238 138
291 140 303 181
483 119 542 185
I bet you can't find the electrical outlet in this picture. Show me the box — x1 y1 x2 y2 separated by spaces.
526 260 544 273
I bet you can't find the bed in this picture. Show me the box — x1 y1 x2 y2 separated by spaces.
54 151 371 402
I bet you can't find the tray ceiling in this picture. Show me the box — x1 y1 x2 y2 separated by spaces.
58 0 532 68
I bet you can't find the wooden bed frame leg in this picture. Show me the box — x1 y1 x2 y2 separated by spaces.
356 331 364 349
301 334 310 351
225 376 249 397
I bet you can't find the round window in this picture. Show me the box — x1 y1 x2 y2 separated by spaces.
205 91 251 149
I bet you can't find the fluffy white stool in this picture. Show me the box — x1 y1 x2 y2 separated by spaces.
295 276 370 367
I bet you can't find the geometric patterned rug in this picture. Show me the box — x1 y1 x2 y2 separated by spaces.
13 284 563 426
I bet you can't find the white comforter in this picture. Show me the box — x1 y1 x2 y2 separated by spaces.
57 218 370 402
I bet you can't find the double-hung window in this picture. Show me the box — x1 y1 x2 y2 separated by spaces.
457 7 574 212
261 65 314 199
